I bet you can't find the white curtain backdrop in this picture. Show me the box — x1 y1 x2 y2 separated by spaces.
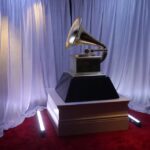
49 0 72 80
0 0 56 137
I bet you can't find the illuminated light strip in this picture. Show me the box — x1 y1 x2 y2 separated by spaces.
37 110 45 132
128 114 140 123
128 114 141 127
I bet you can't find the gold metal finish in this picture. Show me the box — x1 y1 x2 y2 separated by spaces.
66 17 107 63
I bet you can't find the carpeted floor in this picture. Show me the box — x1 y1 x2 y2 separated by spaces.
0 109 150 150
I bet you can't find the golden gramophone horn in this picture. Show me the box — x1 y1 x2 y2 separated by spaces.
66 17 107 63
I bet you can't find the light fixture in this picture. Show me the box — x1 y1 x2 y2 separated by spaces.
37 110 45 132
128 114 141 127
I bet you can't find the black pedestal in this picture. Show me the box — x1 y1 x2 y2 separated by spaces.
56 72 119 102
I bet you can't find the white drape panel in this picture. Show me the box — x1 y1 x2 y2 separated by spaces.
49 0 72 81
70 0 150 113
0 0 56 137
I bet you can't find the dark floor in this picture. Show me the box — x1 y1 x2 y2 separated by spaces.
0 109 150 150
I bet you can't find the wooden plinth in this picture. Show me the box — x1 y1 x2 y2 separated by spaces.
47 89 129 136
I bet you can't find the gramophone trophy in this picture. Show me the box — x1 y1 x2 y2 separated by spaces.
66 17 107 73
56 18 119 102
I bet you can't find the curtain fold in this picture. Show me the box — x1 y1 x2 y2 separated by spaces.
49 0 71 81
0 0 56 137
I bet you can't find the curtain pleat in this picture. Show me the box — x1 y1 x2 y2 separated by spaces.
0 0 56 137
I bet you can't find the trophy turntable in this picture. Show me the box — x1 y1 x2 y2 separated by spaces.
56 18 119 102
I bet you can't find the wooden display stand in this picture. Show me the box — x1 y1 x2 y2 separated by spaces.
47 89 129 136
47 55 129 136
